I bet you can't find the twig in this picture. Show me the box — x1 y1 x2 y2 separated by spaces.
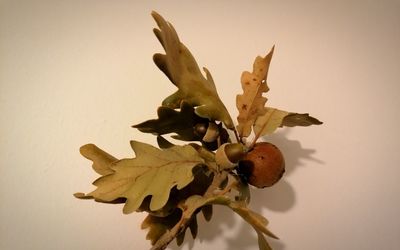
151 171 229 250
150 216 187 250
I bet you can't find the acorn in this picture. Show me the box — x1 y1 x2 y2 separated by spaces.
194 122 230 151
238 142 285 188
215 143 247 170
202 122 220 143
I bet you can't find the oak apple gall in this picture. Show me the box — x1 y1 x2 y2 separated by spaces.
238 142 285 188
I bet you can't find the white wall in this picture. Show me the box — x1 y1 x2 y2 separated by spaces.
1 1 399 249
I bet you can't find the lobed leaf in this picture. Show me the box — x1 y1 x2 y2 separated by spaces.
257 231 273 250
253 108 323 139
253 108 289 137
185 195 278 239
139 164 214 219
77 141 205 214
148 191 277 250
237 47 274 137
151 11 234 129
145 195 215 249
141 209 182 245
237 48 323 141
79 144 116 176
201 204 213 221
282 113 323 127
229 203 278 240
133 101 208 141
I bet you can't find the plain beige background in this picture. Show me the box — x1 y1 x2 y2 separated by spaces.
1 0 399 249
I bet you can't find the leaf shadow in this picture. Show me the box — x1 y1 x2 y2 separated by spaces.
261 128 324 177
248 128 323 213
225 223 285 250
224 128 323 250
169 128 322 250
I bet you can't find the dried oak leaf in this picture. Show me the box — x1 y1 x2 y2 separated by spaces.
253 108 323 138
151 11 234 129
150 195 277 250
133 101 208 141
214 196 277 250
236 46 274 138
141 168 214 248
236 48 323 139
142 208 202 247
138 164 214 218
75 141 205 214
141 209 182 246
78 143 116 176
253 108 289 137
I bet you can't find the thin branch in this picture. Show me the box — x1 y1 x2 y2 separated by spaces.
150 216 187 250
151 171 229 250
233 127 242 144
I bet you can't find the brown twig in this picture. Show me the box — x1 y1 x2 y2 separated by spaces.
151 170 230 250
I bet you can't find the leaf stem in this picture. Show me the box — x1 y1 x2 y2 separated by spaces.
249 108 275 149
248 130 262 150
233 127 241 144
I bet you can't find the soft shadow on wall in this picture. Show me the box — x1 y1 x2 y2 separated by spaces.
169 128 323 250
252 128 325 211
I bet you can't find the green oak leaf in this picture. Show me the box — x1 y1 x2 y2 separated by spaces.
253 108 322 138
133 101 208 141
253 108 289 137
156 135 175 149
76 141 205 214
281 113 323 127
151 11 234 129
